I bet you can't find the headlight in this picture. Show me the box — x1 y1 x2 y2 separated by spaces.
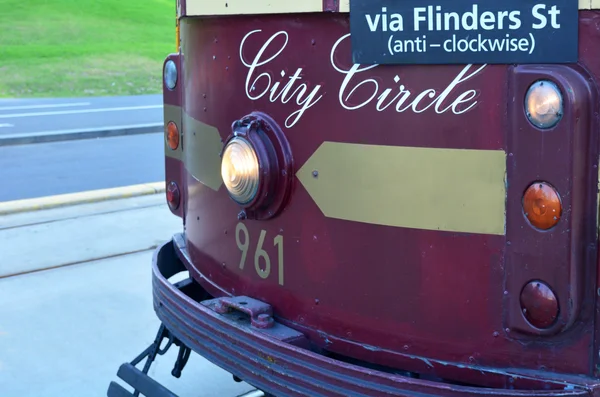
221 137 260 205
525 80 563 129
164 59 177 90
220 114 293 220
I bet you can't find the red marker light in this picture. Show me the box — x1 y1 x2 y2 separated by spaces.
520 280 559 329
166 181 180 211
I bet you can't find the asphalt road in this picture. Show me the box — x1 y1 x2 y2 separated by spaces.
0 95 162 136
0 133 165 202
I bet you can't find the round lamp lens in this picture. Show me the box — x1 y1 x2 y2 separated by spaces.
522 182 562 230
166 181 180 211
164 60 178 90
525 80 563 129
221 137 260 205
520 280 559 329
166 121 179 150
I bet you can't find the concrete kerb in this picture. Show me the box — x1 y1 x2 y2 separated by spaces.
0 123 163 146
0 182 166 216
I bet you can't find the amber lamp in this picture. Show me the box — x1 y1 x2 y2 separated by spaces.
522 182 562 230
166 121 179 151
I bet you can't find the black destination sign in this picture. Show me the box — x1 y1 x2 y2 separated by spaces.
349 0 578 65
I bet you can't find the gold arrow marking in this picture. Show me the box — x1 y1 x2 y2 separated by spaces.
297 142 507 235
184 112 223 192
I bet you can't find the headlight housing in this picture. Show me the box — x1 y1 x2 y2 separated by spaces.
220 113 293 220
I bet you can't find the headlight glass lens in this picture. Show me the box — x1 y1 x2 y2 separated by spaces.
525 80 563 129
221 137 260 205
164 60 177 90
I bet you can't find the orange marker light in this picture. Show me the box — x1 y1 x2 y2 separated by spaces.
522 182 562 230
166 121 179 150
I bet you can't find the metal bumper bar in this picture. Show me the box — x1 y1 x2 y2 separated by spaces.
134 235 599 397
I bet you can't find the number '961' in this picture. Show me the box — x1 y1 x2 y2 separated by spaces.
236 222 284 286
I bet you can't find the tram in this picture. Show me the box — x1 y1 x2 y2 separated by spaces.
108 1 600 396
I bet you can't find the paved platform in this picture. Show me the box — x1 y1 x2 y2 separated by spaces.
0 195 258 396
0 194 178 278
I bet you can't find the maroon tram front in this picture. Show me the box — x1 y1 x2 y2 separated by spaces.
108 1 600 396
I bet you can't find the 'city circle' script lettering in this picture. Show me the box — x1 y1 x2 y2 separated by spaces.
239 30 486 128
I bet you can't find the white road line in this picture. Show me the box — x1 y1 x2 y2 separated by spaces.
0 123 14 128
0 105 162 119
0 102 91 111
